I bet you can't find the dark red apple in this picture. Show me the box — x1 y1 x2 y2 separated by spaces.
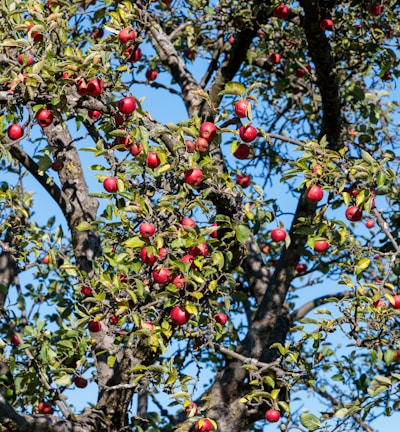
125 46 142 62
170 306 190 325
233 143 250 160
103 177 118 193
146 152 161 168
295 68 306 78
18 53 34 66
390 295 400 309
91 27 104 39
184 168 203 186
345 205 363 222
269 53 281 64
296 263 307 274
199 122 217 141
145 69 158 81
76 78 88 96
139 222 156 238
320 18 334 30
38 402 54 414
236 174 251 188
118 96 136 115
273 4 290 19
314 239 329 253
188 242 208 257
181 217 197 230
140 247 157 265
369 3 382 15
27 23 43 42
88 320 102 332
239 125 258 142
81 286 92 297
130 142 143 156
7 124 24 140
74 376 88 388
195 418 215 431
10 333 21 346
306 185 324 203
88 109 101 120
36 109 53 127
86 77 104 97
185 139 196 153
234 100 250 118
153 267 171 284
271 228 286 242
118 27 136 44
214 313 228 325
265 409 281 422
51 159 64 171
195 137 209 153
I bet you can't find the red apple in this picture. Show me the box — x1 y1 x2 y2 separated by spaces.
185 139 196 153
27 23 43 42
76 78 88 96
366 219 375 229
171 273 186 289
118 27 136 44
118 96 136 115
345 205 363 222
141 321 154 332
139 222 156 238
373 299 386 308
295 68 306 78
103 177 118 193
181 217 197 230
234 100 250 118
145 69 158 81
195 137 209 153
125 46 142 62
368 3 382 15
228 36 235 44
269 53 281 64
320 18 334 30
296 263 307 274
184 168 203 186
74 376 88 388
236 174 251 188
214 313 228 325
184 401 198 416
265 409 281 422
88 320 102 332
146 152 161 168
140 247 157 265
271 228 286 242
130 142 143 156
91 27 104 39
10 333 21 346
195 418 215 431
114 113 125 126
109 315 119 325
233 143 250 160
314 239 329 252
312 163 323 175
170 306 190 325
51 159 64 171
7 124 24 140
86 77 104 97
38 402 54 414
199 122 217 141
181 254 195 266
390 295 400 309
36 109 53 127
153 267 171 284
239 125 258 142
81 286 92 297
188 242 208 257
42 255 50 264
273 4 290 19
18 53 34 66
306 185 324 203
88 109 101 120
210 222 219 239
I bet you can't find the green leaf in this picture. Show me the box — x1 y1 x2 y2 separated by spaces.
300 413 321 431
335 408 349 419
107 356 116 367
123 237 145 248
235 224 250 243
355 258 371 275
76 221 93 231
218 81 246 96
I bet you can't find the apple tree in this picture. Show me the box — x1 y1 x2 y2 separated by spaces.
1 0 400 431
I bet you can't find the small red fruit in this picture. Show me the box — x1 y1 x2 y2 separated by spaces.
368 3 382 16
195 137 209 153
373 299 386 308
81 286 92 297
214 313 228 325
74 376 88 388
76 78 88 96
7 124 24 140
199 122 217 142
140 247 157 265
36 109 54 127
184 401 198 416
170 306 190 325
125 46 142 62
118 96 136 115
18 53 34 66
130 142 143 156
195 418 215 432
366 219 375 229
184 168 203 186
153 267 171 285
145 69 158 81
103 177 118 193
88 109 101 120
146 152 161 168
265 409 281 423
314 239 330 253
306 185 324 203
271 228 286 242
38 402 54 414
345 205 363 222
274 4 290 19
27 23 43 42
88 320 102 332
269 53 281 64
92 28 104 39
10 333 21 346
390 295 400 309
320 18 334 30
239 125 258 142
295 68 306 78
233 143 250 160
86 78 104 97
51 159 64 171
234 100 250 118
236 174 251 188
296 263 307 274
312 163 323 175
171 273 186 290
188 242 208 257
181 217 197 230
139 222 156 238
185 139 196 153
42 255 50 264
181 254 195 266
118 27 136 44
